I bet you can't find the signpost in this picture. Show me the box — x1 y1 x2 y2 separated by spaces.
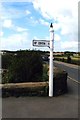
32 23 54 97
33 40 50 47
49 23 54 97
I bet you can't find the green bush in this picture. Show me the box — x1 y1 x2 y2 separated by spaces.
2 67 68 97
2 70 9 84
2 53 13 69
2 51 43 83
67 56 71 63
42 64 49 82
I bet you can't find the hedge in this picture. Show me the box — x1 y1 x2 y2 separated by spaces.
2 67 68 97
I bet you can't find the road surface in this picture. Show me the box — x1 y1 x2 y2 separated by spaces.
2 61 79 119
54 61 80 83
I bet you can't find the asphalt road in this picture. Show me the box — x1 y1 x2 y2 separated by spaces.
2 61 79 119
54 61 79 82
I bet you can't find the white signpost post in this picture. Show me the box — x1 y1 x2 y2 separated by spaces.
32 23 54 97
49 23 54 97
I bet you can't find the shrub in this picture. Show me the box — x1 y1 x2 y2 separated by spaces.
2 67 68 97
67 56 71 63
2 53 13 69
2 51 43 83
62 58 64 62
42 64 49 82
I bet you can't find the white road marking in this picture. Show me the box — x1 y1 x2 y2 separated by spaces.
68 76 80 84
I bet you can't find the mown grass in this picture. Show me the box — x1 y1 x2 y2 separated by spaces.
55 56 80 60
54 56 80 65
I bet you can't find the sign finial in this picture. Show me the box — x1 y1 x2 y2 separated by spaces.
50 23 53 28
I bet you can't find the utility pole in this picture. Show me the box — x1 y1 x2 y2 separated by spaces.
49 23 54 97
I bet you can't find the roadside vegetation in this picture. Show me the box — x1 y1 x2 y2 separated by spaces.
1 50 76 97
2 50 44 84
54 51 80 65
1 50 49 97
1 50 79 84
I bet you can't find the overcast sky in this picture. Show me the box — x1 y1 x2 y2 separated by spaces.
0 0 79 51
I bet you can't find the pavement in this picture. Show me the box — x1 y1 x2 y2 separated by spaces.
2 78 79 119
1 61 79 119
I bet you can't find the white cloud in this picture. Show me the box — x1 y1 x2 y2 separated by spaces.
25 10 31 15
16 26 28 32
0 31 3 37
33 36 47 40
32 0 78 19
45 36 49 40
60 25 69 35
2 18 28 32
3 19 13 28
61 40 78 49
29 17 49 26
54 34 61 41
33 36 39 40
0 0 33 2
1 0 79 51
45 34 61 41
32 0 78 38
1 32 30 50
29 16 38 25
53 23 61 31
39 18 49 26
34 33 61 42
